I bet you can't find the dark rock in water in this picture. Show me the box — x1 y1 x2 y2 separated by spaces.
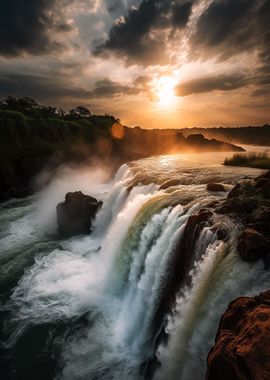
147 210 212 336
150 209 213 355
227 183 242 198
184 210 213 253
261 181 270 198
255 171 270 198
56 191 102 236
237 228 269 262
207 183 225 192
216 198 244 215
252 207 270 236
206 290 270 380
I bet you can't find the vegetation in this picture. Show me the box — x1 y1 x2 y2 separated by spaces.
224 153 270 170
0 97 123 200
0 96 244 201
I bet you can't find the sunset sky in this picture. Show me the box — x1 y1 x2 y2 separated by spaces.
0 0 269 128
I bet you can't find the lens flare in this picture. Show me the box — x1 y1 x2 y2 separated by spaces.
111 122 125 139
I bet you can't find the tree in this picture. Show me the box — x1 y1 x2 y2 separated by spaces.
69 106 91 118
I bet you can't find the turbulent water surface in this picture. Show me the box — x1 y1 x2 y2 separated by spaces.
1 150 270 380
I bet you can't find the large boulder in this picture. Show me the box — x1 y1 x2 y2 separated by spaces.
237 228 269 261
207 183 225 192
56 191 102 236
206 290 270 380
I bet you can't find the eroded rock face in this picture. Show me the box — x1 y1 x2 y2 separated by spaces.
206 290 270 380
56 191 102 236
237 228 269 261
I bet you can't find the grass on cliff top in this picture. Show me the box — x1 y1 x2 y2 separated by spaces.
224 153 270 169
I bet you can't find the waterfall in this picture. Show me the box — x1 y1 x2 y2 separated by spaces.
155 223 270 380
1 160 269 380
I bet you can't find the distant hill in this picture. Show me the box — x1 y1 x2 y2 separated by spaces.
178 125 270 146
0 97 243 201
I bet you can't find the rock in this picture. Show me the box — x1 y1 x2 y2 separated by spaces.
254 207 270 222
206 290 270 380
252 207 270 236
184 210 213 254
237 228 269 261
216 198 244 215
255 171 270 198
227 183 242 198
159 179 179 190
149 209 213 367
207 183 225 192
255 170 270 185
261 181 270 198
56 191 102 236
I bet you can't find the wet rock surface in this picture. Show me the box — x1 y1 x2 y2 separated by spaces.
206 290 270 380
215 171 270 262
207 183 225 192
238 228 269 261
56 191 102 236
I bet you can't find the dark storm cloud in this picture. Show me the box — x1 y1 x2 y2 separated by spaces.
0 74 147 102
0 0 72 57
175 74 249 96
191 0 255 55
189 0 270 94
0 73 88 100
105 0 142 15
95 0 194 65
172 1 193 27
90 78 140 97
191 0 270 64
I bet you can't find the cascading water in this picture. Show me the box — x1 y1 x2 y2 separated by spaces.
0 153 269 380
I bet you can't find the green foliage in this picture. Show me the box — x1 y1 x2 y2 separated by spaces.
224 153 270 170
0 105 120 191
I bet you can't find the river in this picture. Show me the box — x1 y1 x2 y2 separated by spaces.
1 149 270 379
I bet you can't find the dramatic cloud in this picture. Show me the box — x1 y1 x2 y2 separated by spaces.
175 74 249 96
0 73 89 100
88 78 143 97
0 0 73 57
0 73 148 103
191 0 270 68
0 0 269 127
95 0 194 65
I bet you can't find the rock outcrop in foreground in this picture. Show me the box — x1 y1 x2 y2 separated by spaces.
206 290 270 380
56 191 102 236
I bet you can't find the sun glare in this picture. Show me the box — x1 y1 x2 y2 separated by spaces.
156 76 177 108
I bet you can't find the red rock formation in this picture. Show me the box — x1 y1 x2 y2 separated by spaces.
206 290 270 380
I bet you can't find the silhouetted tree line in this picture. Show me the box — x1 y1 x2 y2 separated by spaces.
0 96 120 123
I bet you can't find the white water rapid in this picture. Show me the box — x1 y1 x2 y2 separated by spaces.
1 152 269 380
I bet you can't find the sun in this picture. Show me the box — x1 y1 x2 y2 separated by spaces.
156 76 178 107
